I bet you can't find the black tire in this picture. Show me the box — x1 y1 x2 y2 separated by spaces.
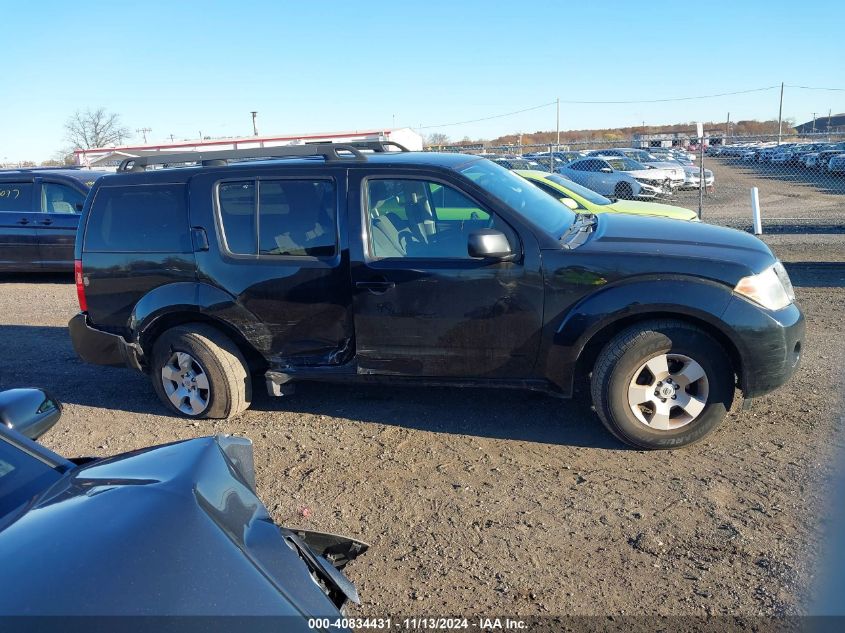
590 320 734 450
151 324 251 419
615 182 634 200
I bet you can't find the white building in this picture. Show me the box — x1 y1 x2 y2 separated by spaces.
76 127 423 170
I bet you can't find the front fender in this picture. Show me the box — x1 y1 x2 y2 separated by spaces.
543 276 748 394
129 282 273 356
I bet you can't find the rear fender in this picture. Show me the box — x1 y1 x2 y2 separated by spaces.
129 282 273 357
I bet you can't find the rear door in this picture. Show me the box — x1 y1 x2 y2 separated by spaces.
35 179 86 271
190 167 354 365
0 179 40 271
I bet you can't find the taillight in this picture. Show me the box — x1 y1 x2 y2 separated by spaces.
74 259 88 312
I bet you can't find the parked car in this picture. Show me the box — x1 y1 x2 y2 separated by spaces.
525 150 586 166
681 164 715 189
586 149 686 189
560 156 672 200
0 387 366 622
516 170 698 221
491 156 549 171
69 144 803 449
827 154 845 173
0 168 108 272
816 145 845 170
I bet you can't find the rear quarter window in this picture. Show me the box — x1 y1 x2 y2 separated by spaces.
0 182 33 212
84 184 191 253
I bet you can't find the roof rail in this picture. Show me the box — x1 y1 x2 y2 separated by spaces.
0 166 86 172
116 143 369 173
342 140 410 153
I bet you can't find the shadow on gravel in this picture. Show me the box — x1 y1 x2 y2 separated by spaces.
251 382 624 449
0 273 73 284
0 324 160 416
783 262 845 288
0 324 622 448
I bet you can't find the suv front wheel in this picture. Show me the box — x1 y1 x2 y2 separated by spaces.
590 320 734 449
151 324 252 419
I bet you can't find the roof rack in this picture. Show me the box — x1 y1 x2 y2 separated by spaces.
342 140 410 153
0 166 86 172
116 143 371 173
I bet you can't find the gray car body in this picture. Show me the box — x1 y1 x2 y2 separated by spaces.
0 430 365 624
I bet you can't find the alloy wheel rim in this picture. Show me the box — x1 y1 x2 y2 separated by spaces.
161 351 210 416
626 353 709 431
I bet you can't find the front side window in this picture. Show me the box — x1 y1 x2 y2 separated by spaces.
365 178 510 259
42 182 85 214
0 182 32 212
84 184 191 253
217 179 336 257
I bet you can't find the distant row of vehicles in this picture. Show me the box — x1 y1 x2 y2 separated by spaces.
486 146 714 203
710 141 845 172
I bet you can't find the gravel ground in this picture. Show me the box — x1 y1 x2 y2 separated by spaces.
0 188 843 619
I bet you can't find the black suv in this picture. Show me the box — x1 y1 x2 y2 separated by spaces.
0 168 108 272
69 144 803 449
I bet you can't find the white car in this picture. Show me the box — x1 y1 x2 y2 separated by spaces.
560 156 673 200
681 165 715 189
587 148 686 188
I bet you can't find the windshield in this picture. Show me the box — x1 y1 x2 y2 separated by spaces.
606 157 646 171
623 150 656 162
544 173 612 206
0 437 63 518
458 159 576 237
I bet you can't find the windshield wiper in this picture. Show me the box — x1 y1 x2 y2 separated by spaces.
560 213 597 249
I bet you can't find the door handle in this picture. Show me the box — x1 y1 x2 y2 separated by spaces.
355 279 395 293
39 218 53 226
16 218 29 225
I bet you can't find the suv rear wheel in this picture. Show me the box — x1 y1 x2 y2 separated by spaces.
151 324 251 419
590 320 734 449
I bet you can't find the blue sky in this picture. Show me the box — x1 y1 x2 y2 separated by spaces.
3 0 843 162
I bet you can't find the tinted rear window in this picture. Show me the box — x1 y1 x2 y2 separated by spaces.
84 184 191 252
0 182 33 212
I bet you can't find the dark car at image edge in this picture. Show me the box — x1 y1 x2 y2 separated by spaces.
0 168 108 272
68 143 803 449
0 388 366 626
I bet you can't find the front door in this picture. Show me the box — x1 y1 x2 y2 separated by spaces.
0 180 40 271
35 180 85 270
348 171 544 378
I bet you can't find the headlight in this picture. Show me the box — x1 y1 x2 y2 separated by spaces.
734 262 795 310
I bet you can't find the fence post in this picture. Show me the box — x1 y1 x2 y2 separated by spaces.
750 186 763 235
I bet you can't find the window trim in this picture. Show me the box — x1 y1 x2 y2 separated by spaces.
361 174 521 264
213 175 339 262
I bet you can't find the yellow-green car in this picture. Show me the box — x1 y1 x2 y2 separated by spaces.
516 170 699 221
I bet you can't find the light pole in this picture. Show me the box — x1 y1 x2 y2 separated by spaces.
251 111 259 136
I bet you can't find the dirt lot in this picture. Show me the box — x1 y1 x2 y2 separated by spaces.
0 166 843 619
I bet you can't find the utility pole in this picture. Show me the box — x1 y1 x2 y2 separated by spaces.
828 109 833 140
812 113 816 135
136 127 151 144
556 97 560 153
776 82 784 145
392 114 396 128
250 111 258 136
169 134 175 143
725 112 730 141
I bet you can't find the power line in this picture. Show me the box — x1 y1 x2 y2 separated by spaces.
786 84 845 92
420 86 783 131
419 101 557 130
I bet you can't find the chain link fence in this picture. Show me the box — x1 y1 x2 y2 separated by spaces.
427 134 845 233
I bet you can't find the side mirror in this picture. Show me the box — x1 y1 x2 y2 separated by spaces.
467 229 513 260
599 167 613 173
0 389 62 441
560 197 579 210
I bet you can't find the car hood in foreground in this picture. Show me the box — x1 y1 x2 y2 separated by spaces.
0 436 366 619
560 212 776 283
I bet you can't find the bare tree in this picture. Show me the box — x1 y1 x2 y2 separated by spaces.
64 108 130 150
425 132 450 147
